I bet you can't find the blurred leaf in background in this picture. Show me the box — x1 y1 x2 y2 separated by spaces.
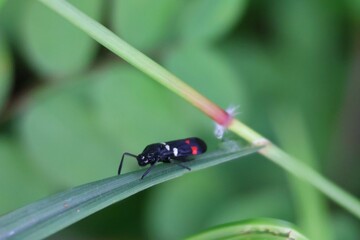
0 136 53 215
19 76 118 186
0 0 29 45
21 0 103 78
0 0 5 9
345 0 360 23
112 0 182 52
0 0 360 239
178 0 248 43
0 32 11 112
146 170 230 240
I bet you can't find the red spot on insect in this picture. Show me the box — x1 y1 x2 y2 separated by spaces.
191 146 198 155
185 139 190 144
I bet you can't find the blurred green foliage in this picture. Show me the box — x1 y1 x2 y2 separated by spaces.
0 33 11 111
112 0 181 52
0 0 359 239
23 0 103 77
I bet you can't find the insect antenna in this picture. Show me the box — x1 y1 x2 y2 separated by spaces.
118 152 138 175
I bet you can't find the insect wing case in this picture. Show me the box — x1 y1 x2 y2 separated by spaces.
167 137 207 158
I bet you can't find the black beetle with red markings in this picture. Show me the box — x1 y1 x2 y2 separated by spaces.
118 137 207 179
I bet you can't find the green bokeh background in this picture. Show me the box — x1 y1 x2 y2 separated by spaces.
0 0 359 239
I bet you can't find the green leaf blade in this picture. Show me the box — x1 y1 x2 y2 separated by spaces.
0 146 260 240
186 218 309 240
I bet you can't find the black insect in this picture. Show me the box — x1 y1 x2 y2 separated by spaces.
118 137 207 179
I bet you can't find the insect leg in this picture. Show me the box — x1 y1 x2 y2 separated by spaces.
141 162 157 179
118 152 138 175
169 159 191 171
